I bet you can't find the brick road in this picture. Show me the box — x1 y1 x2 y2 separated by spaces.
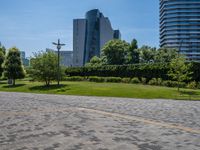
0 92 199 150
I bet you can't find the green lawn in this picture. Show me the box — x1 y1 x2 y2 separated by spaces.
0 80 200 100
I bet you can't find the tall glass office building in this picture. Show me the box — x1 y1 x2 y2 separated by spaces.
160 0 200 61
73 9 121 66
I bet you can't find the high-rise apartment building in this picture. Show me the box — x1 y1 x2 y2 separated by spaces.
160 0 200 61
20 51 30 66
73 9 121 66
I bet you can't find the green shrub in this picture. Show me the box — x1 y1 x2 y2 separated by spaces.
197 82 200 89
106 77 122 83
64 76 85 81
65 63 170 81
162 80 186 88
122 78 131 83
187 81 197 89
65 62 200 82
162 80 174 87
148 78 158 85
157 78 163 85
148 78 163 86
131 77 140 84
88 76 105 82
141 77 147 84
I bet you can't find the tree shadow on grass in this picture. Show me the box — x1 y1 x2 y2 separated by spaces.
179 90 199 96
3 84 26 88
0 81 7 85
178 90 200 100
29 84 70 92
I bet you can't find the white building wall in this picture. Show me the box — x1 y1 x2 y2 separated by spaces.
73 19 86 67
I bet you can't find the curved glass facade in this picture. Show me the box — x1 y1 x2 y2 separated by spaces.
84 9 101 64
73 9 121 66
160 0 200 61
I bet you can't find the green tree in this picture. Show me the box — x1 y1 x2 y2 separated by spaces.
0 51 4 77
0 45 6 77
155 47 178 63
0 46 6 55
139 46 156 63
3 47 26 85
101 39 130 65
168 56 192 91
85 56 103 67
126 39 139 64
29 51 60 86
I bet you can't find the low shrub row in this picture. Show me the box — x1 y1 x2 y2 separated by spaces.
64 76 124 83
65 63 171 81
65 62 200 82
64 76 85 81
63 76 200 89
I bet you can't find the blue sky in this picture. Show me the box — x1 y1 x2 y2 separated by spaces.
0 0 159 57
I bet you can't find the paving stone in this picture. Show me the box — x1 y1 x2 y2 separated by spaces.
0 92 199 150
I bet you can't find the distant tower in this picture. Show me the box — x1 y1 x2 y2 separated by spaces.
160 0 200 61
73 9 121 66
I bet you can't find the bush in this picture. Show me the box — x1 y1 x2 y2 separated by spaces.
197 82 200 89
106 77 122 83
148 78 163 86
65 63 170 81
131 77 140 84
88 76 105 82
157 78 163 85
162 80 186 88
141 77 147 84
64 76 85 81
122 78 131 83
65 62 200 82
187 81 197 89
148 78 157 86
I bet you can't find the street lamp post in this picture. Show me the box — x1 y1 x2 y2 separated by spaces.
52 39 65 86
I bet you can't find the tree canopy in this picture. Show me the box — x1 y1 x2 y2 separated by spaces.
3 47 26 85
138 45 157 63
0 45 6 77
0 51 4 77
29 51 60 86
126 39 139 64
168 56 192 91
155 47 178 63
85 56 103 67
89 39 181 66
101 39 130 65
0 45 6 55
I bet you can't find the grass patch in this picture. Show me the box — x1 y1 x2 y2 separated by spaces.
0 80 200 100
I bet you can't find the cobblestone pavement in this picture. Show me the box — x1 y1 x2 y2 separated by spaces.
0 92 199 150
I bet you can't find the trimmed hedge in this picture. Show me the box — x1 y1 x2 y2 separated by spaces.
65 62 200 82
64 76 85 81
191 62 200 82
161 80 186 88
106 77 122 83
88 76 105 82
131 77 140 84
148 78 162 86
63 76 200 89
122 78 131 83
65 63 170 81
